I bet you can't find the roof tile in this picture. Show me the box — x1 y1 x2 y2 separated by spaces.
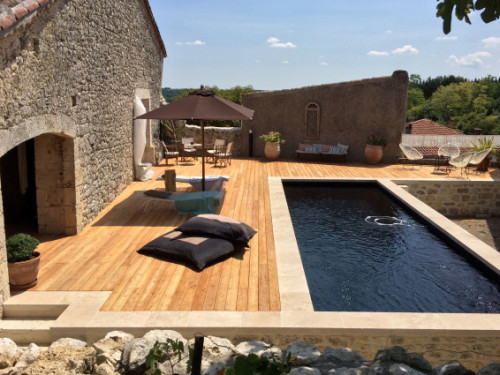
406 119 460 135
0 12 16 31
13 4 28 19
22 0 40 12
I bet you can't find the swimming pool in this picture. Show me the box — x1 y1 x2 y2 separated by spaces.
284 181 500 313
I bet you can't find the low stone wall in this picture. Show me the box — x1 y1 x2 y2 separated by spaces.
181 125 242 155
1 330 498 375
401 180 500 218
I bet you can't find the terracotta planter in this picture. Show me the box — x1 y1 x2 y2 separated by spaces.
7 252 40 290
365 144 384 165
264 142 281 161
476 156 490 172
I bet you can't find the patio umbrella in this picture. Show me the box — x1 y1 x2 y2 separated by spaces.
136 88 254 191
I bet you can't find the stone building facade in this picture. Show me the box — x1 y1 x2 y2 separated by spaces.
0 0 165 305
240 71 409 162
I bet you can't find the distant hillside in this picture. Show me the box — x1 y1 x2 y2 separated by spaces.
161 88 189 103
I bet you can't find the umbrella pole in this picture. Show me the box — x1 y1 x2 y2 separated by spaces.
201 120 206 191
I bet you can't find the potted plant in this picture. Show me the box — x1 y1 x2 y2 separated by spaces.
6 233 41 290
260 131 285 161
470 137 499 172
365 134 387 165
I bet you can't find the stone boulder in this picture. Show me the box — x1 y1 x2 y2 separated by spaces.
478 363 500 375
23 346 97 374
373 346 432 374
284 342 321 366
290 366 322 375
434 361 476 375
121 330 187 375
328 366 371 375
0 338 23 369
235 341 282 359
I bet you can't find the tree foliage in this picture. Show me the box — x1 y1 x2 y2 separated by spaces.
436 0 500 34
407 75 500 134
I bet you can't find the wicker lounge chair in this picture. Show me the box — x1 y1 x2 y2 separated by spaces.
399 143 423 164
467 148 492 173
448 152 474 176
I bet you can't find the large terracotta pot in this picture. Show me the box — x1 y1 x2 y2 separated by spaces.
476 156 490 172
264 142 281 161
7 252 40 290
365 144 383 165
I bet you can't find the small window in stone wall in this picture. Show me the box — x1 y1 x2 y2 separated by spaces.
305 102 320 138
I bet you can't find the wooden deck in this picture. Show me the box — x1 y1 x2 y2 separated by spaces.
30 158 500 311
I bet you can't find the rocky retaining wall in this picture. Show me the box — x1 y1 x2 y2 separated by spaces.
0 330 498 375
182 125 243 155
402 180 500 218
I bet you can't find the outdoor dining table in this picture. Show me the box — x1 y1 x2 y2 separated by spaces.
434 155 451 173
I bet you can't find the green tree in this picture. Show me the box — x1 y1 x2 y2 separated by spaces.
436 0 500 34
172 85 255 127
407 87 426 113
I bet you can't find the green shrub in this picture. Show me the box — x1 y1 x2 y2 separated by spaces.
6 233 39 263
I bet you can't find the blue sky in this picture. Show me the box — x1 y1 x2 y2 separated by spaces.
148 0 500 90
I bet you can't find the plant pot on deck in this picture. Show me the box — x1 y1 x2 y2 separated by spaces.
365 144 383 165
264 142 281 161
476 156 491 172
8 252 41 290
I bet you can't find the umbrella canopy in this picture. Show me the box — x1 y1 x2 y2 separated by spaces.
136 88 254 191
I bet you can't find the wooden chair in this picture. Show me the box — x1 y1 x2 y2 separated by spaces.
215 142 233 167
206 139 225 162
161 141 179 165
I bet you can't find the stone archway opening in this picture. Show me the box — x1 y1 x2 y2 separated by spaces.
0 133 78 237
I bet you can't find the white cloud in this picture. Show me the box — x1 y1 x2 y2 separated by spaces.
256 60 262 63
281 60 289 64
267 36 297 48
386 30 392 34
447 51 492 67
436 35 458 41
320 62 328 66
367 50 389 56
392 45 419 54
185 40 206 46
482 37 500 48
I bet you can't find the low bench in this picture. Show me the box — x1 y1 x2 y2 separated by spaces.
296 143 349 162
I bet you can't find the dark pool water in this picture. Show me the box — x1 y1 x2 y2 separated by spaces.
284 182 500 313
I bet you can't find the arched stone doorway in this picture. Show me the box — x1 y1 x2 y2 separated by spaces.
0 115 80 303
0 115 80 237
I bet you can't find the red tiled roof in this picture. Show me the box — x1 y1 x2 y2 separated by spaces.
0 0 54 34
0 0 166 58
406 119 461 135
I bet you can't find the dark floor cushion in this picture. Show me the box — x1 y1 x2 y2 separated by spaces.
176 214 256 246
138 230 236 271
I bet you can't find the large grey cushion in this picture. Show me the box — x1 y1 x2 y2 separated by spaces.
138 230 236 271
176 214 256 246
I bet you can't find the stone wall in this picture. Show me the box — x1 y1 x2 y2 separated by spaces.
181 124 242 155
240 71 409 162
0 0 164 304
402 180 500 217
1 330 499 374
